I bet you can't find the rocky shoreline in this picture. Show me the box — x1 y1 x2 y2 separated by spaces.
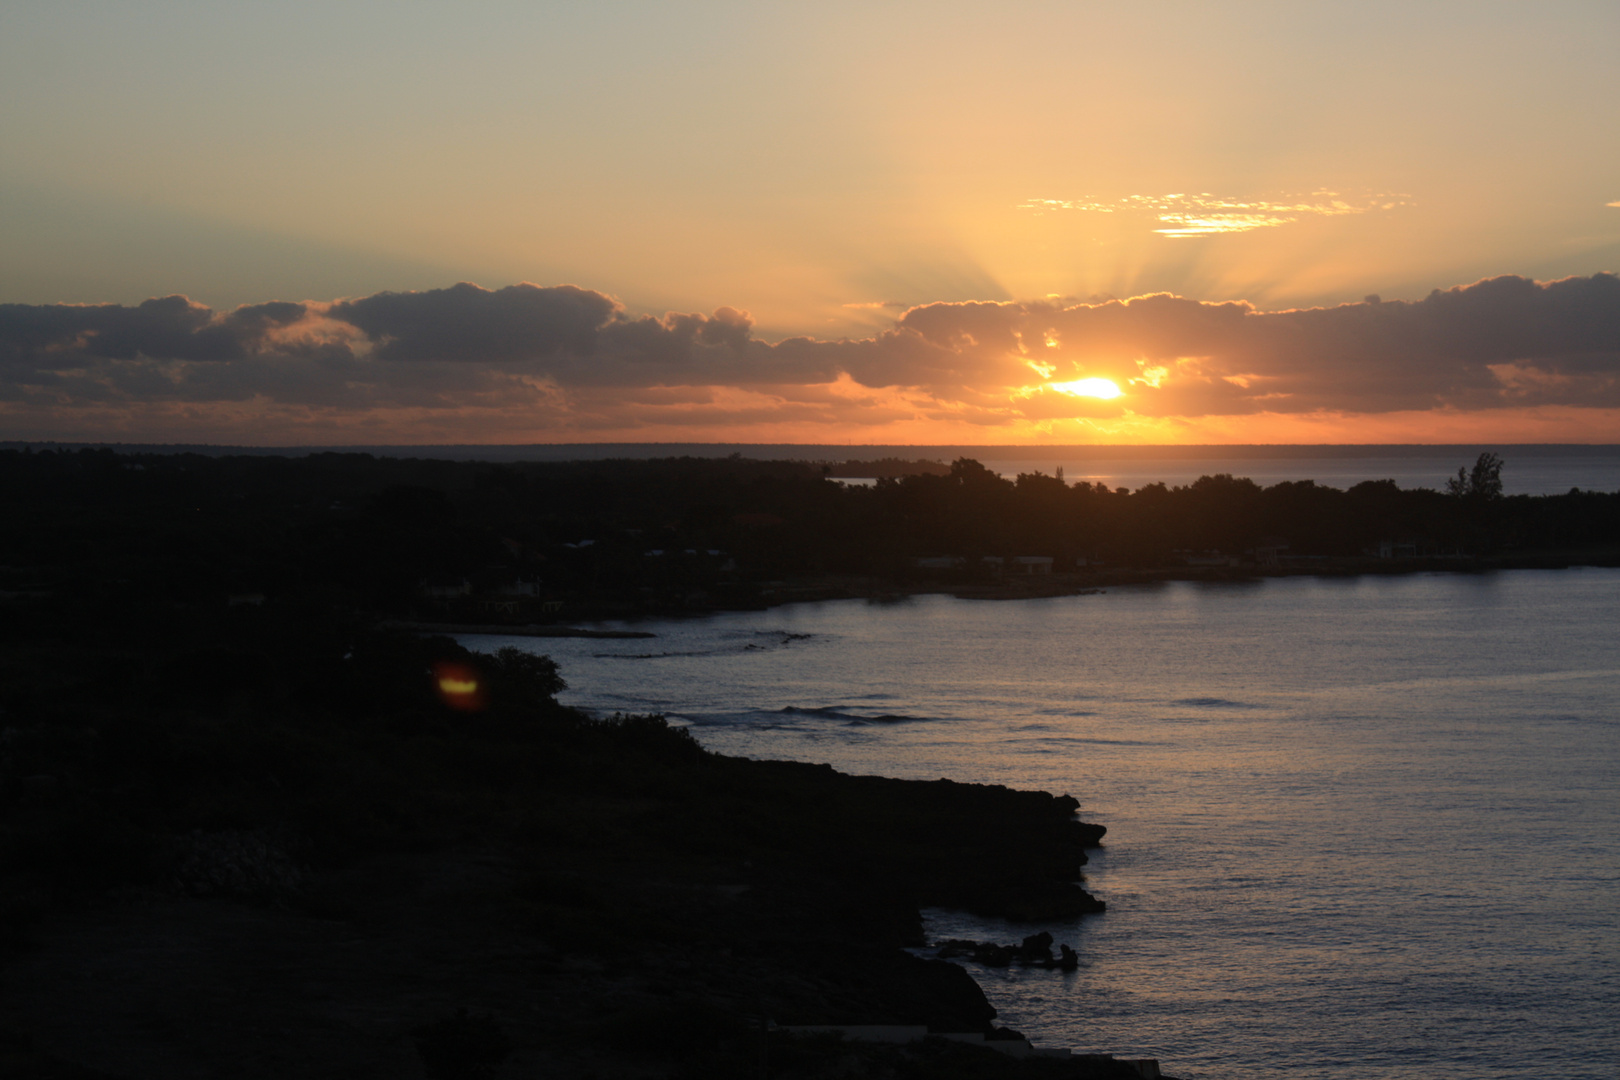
0 634 1160 1078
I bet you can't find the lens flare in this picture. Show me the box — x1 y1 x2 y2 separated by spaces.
431 661 487 711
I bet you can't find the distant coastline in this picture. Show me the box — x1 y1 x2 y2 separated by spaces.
6 439 1619 462
5 446 1616 628
13 439 1618 499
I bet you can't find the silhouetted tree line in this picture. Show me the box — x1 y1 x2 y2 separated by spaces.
2 448 1617 624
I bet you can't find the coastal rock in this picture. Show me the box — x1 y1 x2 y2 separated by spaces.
935 932 1083 972
952 881 1107 922
1018 931 1055 963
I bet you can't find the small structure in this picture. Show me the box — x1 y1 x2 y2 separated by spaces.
1010 556 1054 575
496 578 542 597
1253 539 1289 569
419 577 471 601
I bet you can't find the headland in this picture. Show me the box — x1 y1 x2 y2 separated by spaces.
0 628 1159 1078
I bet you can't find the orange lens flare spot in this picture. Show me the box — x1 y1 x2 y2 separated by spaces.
431 662 487 711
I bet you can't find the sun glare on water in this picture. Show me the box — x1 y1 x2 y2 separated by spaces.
1049 377 1123 399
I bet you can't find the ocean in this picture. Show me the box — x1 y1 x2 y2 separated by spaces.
966 452 1620 496
26 443 1618 498
462 567 1620 1079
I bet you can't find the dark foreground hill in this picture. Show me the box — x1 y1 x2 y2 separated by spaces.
0 630 1141 1079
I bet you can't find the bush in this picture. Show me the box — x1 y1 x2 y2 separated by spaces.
593 713 705 759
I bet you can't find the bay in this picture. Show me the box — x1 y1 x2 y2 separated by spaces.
461 567 1620 1079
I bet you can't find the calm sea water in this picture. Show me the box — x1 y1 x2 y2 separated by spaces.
462 569 1620 1079
969 454 1620 496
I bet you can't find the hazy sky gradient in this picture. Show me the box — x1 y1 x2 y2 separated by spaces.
3 0 1617 443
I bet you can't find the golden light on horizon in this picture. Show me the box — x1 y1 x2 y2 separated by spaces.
1049 377 1123 399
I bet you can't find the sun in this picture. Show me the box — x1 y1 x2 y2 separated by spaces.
1048 377 1123 399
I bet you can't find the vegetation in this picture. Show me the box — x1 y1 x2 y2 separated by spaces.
2 448 1615 625
1445 451 1506 499
0 599 1121 1075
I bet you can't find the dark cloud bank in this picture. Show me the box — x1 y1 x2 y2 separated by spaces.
2 274 1617 427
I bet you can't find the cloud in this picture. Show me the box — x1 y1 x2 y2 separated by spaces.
326 283 617 363
0 295 258 369
2 274 1617 440
1020 190 1414 236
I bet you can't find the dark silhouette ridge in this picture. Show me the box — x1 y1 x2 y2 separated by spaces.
1 447 1614 628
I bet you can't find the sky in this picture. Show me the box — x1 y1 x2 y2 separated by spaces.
2 0 1618 446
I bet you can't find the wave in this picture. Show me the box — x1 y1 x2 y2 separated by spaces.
740 631 814 651
1016 735 1160 746
779 705 934 725
1170 696 1267 709
1019 712 1102 724
590 649 721 660
595 629 817 660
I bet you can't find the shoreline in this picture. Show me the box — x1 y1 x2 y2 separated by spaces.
0 622 1155 1077
0 717 1143 1077
396 548 1620 629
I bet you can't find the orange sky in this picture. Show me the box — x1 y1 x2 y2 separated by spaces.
2 2 1617 445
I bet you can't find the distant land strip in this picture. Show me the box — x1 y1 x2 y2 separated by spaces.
5 441 1619 462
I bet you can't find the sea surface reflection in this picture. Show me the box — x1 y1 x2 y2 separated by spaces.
464 568 1620 1080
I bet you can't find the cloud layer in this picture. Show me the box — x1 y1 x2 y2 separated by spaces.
3 274 1617 441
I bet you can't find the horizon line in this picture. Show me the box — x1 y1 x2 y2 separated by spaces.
7 440 1619 461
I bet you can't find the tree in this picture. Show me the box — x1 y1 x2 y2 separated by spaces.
1446 452 1504 499
488 647 567 711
